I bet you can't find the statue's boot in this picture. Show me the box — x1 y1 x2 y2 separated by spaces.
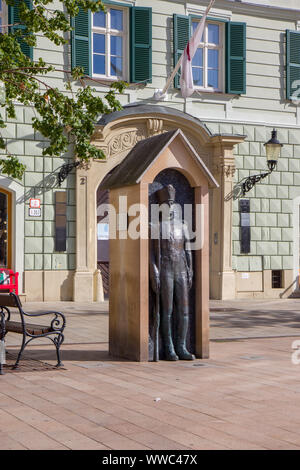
176 313 195 361
165 343 179 361
162 315 178 361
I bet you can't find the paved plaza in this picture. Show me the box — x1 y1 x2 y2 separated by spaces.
1 298 300 450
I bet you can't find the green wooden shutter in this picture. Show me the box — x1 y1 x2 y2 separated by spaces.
71 7 91 76
173 14 190 89
226 22 246 95
286 30 300 100
8 0 33 59
130 7 152 83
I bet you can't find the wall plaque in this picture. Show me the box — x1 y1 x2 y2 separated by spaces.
240 199 250 254
29 208 41 217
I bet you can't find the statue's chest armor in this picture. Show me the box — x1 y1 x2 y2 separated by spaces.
160 222 185 254
160 221 183 240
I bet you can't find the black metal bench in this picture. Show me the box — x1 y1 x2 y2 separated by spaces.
0 292 66 373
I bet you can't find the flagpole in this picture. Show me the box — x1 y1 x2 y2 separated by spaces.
155 56 183 100
154 0 215 101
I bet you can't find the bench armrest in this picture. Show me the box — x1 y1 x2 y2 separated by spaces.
21 311 66 331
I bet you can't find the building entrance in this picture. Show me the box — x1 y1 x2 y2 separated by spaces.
97 188 109 298
0 189 11 269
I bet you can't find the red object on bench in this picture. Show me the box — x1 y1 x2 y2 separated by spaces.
0 269 19 295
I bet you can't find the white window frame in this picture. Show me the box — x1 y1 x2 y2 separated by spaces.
191 20 224 93
92 6 129 81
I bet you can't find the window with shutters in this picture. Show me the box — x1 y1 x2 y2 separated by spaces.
92 6 128 80
286 30 300 101
71 5 152 83
191 19 224 92
8 0 33 58
173 15 246 95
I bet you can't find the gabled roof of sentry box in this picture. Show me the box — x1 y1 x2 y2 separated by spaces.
100 128 219 190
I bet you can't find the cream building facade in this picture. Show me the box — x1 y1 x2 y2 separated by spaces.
1 0 300 301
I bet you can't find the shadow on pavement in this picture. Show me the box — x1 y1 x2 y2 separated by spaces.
210 309 300 330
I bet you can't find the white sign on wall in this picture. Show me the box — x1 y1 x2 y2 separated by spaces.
29 208 41 217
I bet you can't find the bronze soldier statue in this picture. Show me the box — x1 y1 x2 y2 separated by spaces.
150 184 195 361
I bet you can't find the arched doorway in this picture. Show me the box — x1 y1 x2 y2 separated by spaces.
0 178 25 295
0 188 12 269
73 104 244 302
97 188 109 298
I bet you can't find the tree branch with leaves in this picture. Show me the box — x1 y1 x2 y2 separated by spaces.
0 0 127 179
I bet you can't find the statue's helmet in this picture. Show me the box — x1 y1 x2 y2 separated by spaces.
156 184 176 204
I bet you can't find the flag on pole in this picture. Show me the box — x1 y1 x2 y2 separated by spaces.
180 0 215 98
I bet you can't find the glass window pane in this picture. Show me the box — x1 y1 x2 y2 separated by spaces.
98 223 109 240
111 9 123 31
192 48 203 67
192 21 197 33
93 33 105 54
208 69 219 88
208 49 219 69
110 56 122 76
192 20 205 42
208 24 219 44
93 11 106 28
0 0 2 12
93 54 105 75
111 36 123 57
192 67 203 86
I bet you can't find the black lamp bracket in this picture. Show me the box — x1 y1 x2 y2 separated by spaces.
57 161 81 186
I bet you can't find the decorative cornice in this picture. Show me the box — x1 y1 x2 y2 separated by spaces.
186 3 232 20
191 0 300 20
209 134 247 148
91 111 244 174
93 111 213 147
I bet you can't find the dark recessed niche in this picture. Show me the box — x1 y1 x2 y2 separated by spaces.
240 199 250 254
55 192 67 252
272 270 283 289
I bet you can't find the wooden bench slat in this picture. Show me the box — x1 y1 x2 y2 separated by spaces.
4 321 54 336
0 294 17 308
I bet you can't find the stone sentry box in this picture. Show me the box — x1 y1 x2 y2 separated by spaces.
100 129 218 361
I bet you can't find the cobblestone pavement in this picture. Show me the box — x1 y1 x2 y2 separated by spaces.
1 298 300 450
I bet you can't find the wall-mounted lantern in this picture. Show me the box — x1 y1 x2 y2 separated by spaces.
264 129 283 171
242 129 283 196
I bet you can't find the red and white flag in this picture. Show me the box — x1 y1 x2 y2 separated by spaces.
180 0 215 98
